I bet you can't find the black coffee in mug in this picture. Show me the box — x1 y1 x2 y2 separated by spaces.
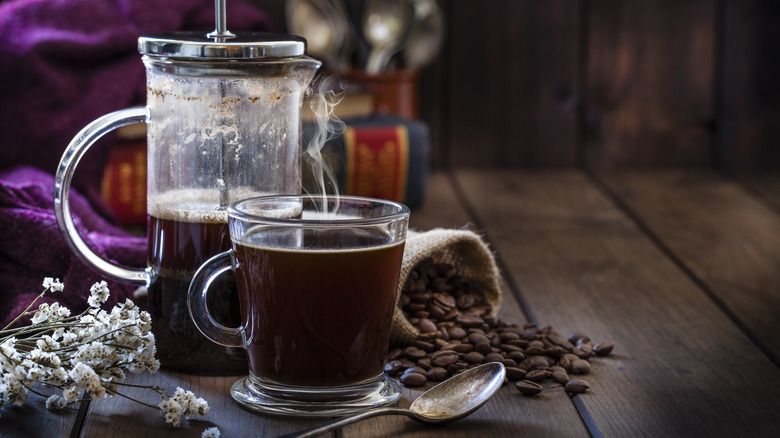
233 227 404 386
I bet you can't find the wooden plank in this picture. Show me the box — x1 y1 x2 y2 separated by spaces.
455 169 780 436
738 172 780 212
597 170 780 363
719 0 780 170
585 0 716 168
447 0 579 167
0 392 83 437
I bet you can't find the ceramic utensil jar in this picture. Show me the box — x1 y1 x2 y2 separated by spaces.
54 30 321 374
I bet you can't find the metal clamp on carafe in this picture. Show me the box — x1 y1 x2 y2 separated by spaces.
54 0 321 374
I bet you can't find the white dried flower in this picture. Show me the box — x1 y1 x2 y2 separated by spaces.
31 302 71 324
42 277 64 292
0 278 209 428
68 362 107 400
172 387 210 418
36 336 61 352
28 348 61 369
202 427 221 438
62 386 79 403
46 368 68 386
45 394 67 410
87 281 110 308
159 398 184 428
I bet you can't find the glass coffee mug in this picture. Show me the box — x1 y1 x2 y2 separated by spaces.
187 195 409 416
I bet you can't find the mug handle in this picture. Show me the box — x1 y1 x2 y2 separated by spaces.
54 107 150 285
187 250 245 348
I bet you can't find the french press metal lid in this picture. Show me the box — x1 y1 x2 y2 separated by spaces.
138 0 306 61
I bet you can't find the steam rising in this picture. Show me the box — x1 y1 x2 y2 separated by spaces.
304 75 347 214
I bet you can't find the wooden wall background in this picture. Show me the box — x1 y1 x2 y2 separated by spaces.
257 0 779 171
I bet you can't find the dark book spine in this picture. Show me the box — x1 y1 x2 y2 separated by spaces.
303 116 429 208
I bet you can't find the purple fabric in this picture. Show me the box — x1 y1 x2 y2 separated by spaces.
0 0 271 326
0 0 271 194
0 166 146 327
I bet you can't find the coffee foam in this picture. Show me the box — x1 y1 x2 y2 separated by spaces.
148 188 269 224
234 238 403 254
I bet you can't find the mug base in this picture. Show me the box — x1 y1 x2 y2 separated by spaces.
230 373 402 417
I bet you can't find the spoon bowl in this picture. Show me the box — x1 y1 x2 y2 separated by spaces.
282 362 506 437
363 0 414 73
403 0 446 69
408 361 506 423
287 0 346 69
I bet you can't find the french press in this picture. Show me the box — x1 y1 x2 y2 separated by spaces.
54 0 321 374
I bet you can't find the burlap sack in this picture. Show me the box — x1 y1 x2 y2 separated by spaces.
390 228 502 346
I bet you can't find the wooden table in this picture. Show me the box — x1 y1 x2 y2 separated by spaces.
3 169 779 437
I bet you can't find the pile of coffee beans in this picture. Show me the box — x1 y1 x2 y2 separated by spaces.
386 260 614 396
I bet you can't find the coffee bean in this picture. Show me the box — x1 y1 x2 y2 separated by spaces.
433 292 456 309
456 293 476 309
545 346 565 358
515 380 543 396
442 308 461 321
568 331 589 345
398 358 416 369
474 342 493 355
501 359 518 368
551 371 570 384
468 333 490 345
507 351 526 362
518 356 549 371
403 366 427 375
452 343 474 353
448 327 468 340
565 379 589 394
430 350 459 367
403 346 427 361
525 369 548 382
426 301 445 315
593 341 614 356
505 367 527 381
485 352 504 363
506 339 529 348
446 361 468 375
408 293 431 303
464 351 485 364
500 344 524 354
417 318 438 334
427 367 449 381
570 359 591 375
384 361 404 376
411 340 435 352
456 314 484 328
546 333 574 350
400 372 427 387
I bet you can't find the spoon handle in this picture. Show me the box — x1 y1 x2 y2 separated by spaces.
280 407 412 438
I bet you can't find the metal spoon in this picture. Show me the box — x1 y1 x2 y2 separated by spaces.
363 0 414 74
287 0 346 69
403 0 446 69
282 362 506 438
